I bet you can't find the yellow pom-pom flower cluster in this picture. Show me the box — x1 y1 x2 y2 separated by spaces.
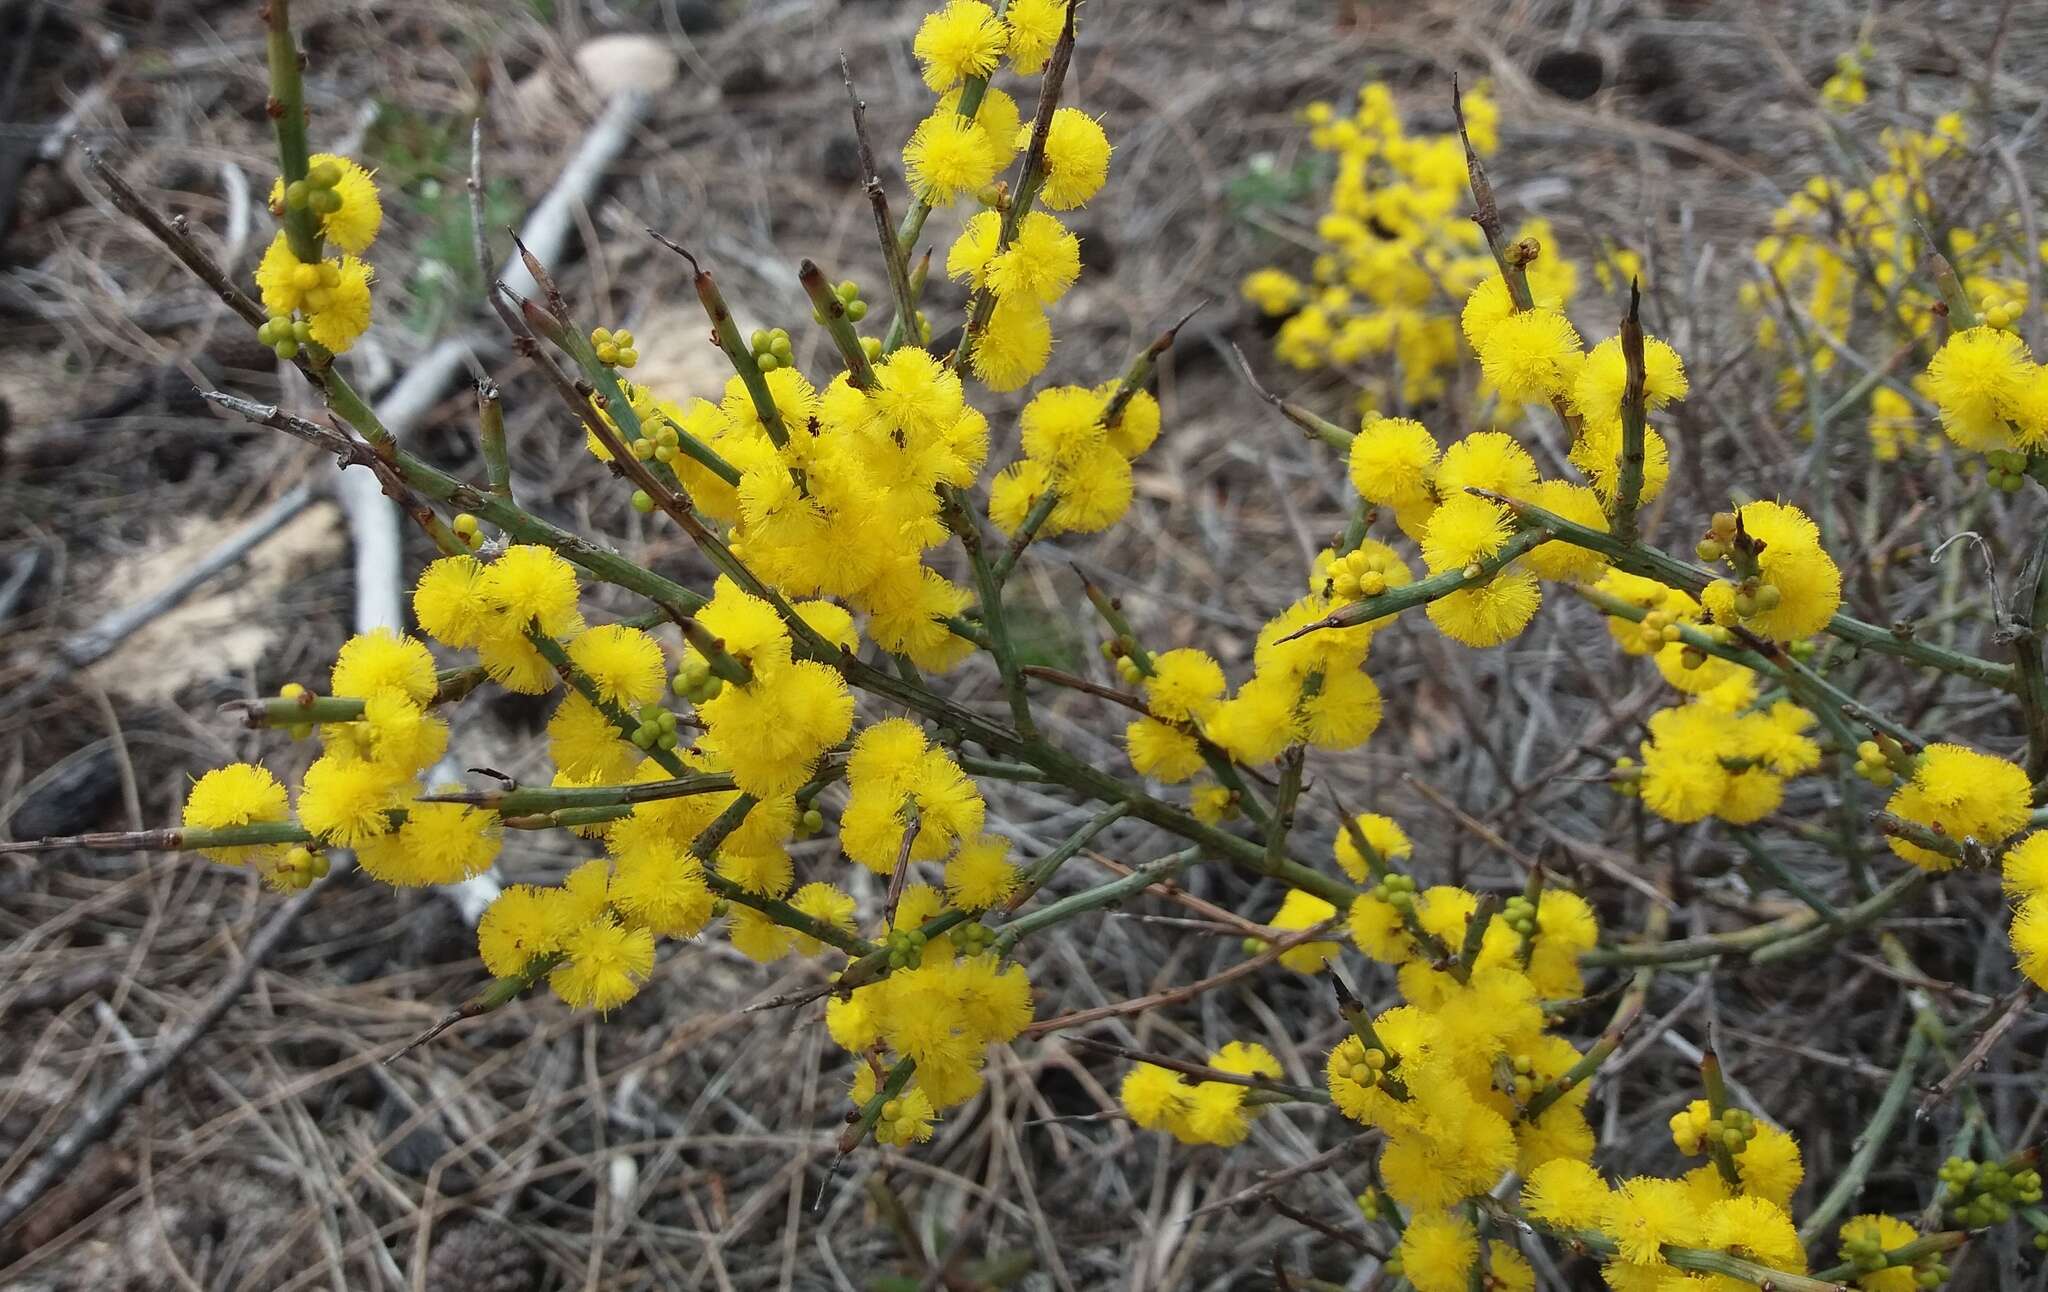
1884 743 2032 872
1118 1040 1283 1148
1241 81 1578 409
253 154 383 357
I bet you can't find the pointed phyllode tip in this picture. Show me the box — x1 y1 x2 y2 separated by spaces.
1163 297 1210 342
646 228 701 273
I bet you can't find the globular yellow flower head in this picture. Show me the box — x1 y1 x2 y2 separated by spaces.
1264 889 1341 973
1429 573 1542 647
566 624 667 708
1570 332 1689 429
912 0 1007 91
610 847 716 939
1241 268 1304 317
1475 306 1584 406
549 915 655 1012
1143 648 1226 723
1705 1195 1805 1274
1333 811 1410 881
970 295 1053 391
305 256 373 353
1883 742 2033 870
269 153 382 253
986 211 1081 305
331 627 437 705
1396 1210 1477 1292
297 753 407 849
1523 480 1610 582
1434 429 1538 501
1603 1176 1700 1266
1923 325 2033 451
1002 0 1064 74
2009 899 2048 990
412 555 492 649
1699 501 1841 642
943 835 1018 910
477 885 562 978
478 544 584 639
2002 831 2048 897
1035 107 1112 210
904 111 1002 206
182 763 292 865
358 797 499 887
1420 494 1514 572
946 210 1004 290
1522 1158 1611 1230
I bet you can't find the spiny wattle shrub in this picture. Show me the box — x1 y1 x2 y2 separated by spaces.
20 3 2048 1287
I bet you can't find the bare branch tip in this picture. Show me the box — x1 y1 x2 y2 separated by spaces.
1228 342 1280 405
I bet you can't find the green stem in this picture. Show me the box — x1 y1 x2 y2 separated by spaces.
800 258 878 390
476 380 513 501
1521 964 1650 1121
992 849 1197 955
263 0 321 263
1230 343 1354 449
525 626 688 778
1263 747 1305 874
990 488 1061 584
1273 528 1548 641
838 1057 916 1155
235 667 487 727
418 772 737 812
947 486 1036 738
559 316 741 486
1005 803 1131 906
1452 892 1497 985
948 0 1078 376
1584 868 1925 968
1730 829 1843 925
1480 490 2019 691
1700 1051 1743 1188
1545 1224 1871 1292
1799 1022 1932 1243
709 872 877 958
657 236 790 451
1813 1230 1968 1284
1923 239 1982 329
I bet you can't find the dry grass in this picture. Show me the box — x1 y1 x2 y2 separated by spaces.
4 0 2048 1288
